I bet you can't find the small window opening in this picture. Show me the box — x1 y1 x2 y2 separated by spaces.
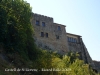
58 26 61 30
41 32 44 37
42 22 45 27
36 20 39 25
46 33 48 37
56 35 59 39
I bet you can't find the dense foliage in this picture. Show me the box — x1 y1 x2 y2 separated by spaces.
0 0 39 60
0 0 99 75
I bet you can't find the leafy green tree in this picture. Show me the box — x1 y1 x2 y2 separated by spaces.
35 51 98 75
0 2 7 47
0 0 38 60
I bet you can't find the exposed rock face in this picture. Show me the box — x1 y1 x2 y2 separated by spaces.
31 13 99 72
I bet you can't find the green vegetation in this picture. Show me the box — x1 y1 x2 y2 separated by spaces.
0 0 100 75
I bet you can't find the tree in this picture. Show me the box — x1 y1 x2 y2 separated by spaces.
0 0 38 60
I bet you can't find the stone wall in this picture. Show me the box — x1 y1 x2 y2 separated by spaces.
31 13 69 54
93 61 100 72
67 33 96 70
67 33 82 52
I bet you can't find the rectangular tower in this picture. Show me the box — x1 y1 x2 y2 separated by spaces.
31 13 69 54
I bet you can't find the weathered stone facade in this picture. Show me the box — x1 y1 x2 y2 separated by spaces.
31 13 99 72
67 33 95 69
31 13 69 54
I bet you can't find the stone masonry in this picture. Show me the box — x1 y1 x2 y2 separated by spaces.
31 13 99 72
31 13 69 54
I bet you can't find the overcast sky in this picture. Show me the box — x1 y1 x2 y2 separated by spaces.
26 0 100 61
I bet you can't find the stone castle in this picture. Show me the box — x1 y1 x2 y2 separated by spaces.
31 13 100 72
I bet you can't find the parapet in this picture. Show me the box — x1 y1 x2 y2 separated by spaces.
32 13 53 22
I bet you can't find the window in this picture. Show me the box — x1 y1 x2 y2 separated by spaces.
36 20 39 25
68 37 70 42
69 37 73 42
46 33 48 37
41 32 44 37
73 38 75 42
68 37 77 43
58 26 61 30
67 37 70 42
70 38 72 42
56 35 59 39
72 38 74 42
42 22 45 27
74 39 77 43
72 38 77 43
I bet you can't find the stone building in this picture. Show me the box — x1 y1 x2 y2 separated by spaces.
67 33 95 69
31 13 69 54
31 13 99 72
